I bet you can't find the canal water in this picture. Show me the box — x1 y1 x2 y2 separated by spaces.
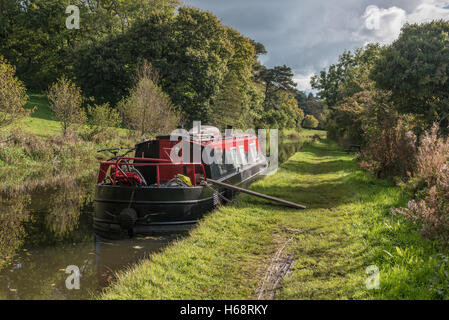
0 139 304 300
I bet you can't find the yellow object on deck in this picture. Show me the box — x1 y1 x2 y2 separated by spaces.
176 174 193 187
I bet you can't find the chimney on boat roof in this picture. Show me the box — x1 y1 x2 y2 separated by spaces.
226 125 233 137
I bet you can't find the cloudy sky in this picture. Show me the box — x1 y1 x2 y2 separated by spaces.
183 0 449 91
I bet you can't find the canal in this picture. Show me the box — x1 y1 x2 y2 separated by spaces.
0 138 305 299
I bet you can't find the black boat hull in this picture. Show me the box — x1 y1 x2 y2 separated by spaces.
93 162 267 238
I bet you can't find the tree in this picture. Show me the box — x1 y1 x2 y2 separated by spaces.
255 64 301 129
210 27 264 129
311 44 384 143
72 11 174 106
47 76 86 135
164 7 233 125
0 56 29 128
73 7 239 126
0 0 93 90
296 93 327 129
259 90 304 129
371 21 449 131
260 65 297 99
303 115 319 129
118 62 180 137
311 44 383 107
210 72 245 130
0 0 179 91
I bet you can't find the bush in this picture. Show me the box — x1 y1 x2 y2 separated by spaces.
288 132 301 140
118 62 180 137
81 103 121 142
393 124 449 242
0 56 29 127
359 119 416 178
303 115 319 129
47 76 86 135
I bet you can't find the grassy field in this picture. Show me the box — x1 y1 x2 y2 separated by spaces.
101 139 449 300
0 94 131 191
21 93 61 138
21 93 130 138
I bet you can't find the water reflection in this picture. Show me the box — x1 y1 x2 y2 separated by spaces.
0 138 303 300
0 193 31 270
0 234 184 299
0 177 184 299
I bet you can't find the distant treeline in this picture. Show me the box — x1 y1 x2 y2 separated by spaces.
0 0 323 129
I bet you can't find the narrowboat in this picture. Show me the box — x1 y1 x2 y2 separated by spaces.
93 126 268 238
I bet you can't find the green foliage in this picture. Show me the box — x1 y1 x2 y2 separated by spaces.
311 44 383 107
372 21 449 131
260 90 304 129
260 65 297 94
0 55 29 128
210 28 264 129
296 93 327 129
210 72 246 130
73 7 235 125
167 7 233 125
0 0 179 91
47 76 86 135
72 11 174 106
312 44 385 144
1 0 88 90
303 115 319 129
87 103 121 129
72 6 272 128
256 65 304 129
81 103 121 142
3 1 301 132
117 62 180 137
2 1 302 131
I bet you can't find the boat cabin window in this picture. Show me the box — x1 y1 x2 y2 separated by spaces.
249 143 258 164
206 148 228 179
224 147 239 172
238 146 248 166
230 147 237 165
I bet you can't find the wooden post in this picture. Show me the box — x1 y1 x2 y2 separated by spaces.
204 179 307 210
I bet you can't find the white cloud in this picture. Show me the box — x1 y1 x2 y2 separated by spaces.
357 5 406 44
293 73 315 92
358 1 449 44
408 1 449 23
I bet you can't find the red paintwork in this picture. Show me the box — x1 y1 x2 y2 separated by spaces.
97 134 261 187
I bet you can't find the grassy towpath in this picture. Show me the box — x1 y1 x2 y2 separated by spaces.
102 139 449 300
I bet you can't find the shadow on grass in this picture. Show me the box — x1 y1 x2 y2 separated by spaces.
280 159 355 176
237 140 400 211
245 178 352 209
25 94 54 121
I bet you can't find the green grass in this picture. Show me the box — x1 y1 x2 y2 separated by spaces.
25 93 54 120
20 93 61 138
0 94 134 191
19 93 129 138
101 139 449 300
